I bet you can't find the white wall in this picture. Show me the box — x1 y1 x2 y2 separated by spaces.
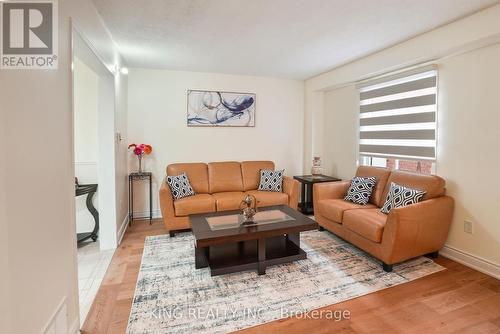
437 44 500 266
0 0 127 332
127 69 304 215
115 65 129 237
0 103 10 333
74 57 99 233
74 57 99 183
304 4 500 172
305 4 500 268
323 85 358 180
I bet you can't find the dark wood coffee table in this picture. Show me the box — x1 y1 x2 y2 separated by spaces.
190 205 318 276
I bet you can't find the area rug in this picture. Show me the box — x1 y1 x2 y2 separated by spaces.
126 230 444 333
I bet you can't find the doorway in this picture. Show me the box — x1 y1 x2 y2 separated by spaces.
71 26 118 325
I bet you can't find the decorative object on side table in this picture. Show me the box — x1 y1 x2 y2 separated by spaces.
311 156 323 175
239 194 258 224
187 90 256 127
128 172 153 225
294 174 341 215
128 143 153 173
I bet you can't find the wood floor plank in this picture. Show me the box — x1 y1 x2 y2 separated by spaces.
81 219 500 334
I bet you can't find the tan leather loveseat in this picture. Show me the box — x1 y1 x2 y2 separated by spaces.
160 161 299 236
313 166 454 271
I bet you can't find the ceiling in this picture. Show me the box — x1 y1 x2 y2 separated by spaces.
92 0 498 79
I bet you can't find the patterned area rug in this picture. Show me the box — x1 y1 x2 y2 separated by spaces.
127 230 444 333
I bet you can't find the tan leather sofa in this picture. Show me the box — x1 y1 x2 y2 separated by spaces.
159 161 300 236
313 166 454 271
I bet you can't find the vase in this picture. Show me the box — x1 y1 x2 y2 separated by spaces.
311 156 323 175
138 155 143 173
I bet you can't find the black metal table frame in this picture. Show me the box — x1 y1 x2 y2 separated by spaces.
75 184 99 243
128 172 153 225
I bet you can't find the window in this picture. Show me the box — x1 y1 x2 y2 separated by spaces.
357 65 437 174
360 156 434 174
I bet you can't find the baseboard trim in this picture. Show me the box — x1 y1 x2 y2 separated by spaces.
69 318 80 334
131 209 162 219
117 214 129 245
440 244 500 279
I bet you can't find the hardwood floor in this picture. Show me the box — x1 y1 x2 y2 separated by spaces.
81 219 500 334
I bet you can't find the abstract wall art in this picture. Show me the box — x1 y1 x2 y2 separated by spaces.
187 90 256 127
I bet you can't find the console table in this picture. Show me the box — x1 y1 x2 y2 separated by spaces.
128 172 153 224
293 175 341 215
75 183 99 243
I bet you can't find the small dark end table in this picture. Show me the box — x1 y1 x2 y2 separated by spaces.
294 174 341 215
128 172 153 225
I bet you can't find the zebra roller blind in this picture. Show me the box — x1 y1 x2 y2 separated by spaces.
358 65 437 161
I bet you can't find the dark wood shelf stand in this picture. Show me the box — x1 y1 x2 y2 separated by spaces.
294 174 341 215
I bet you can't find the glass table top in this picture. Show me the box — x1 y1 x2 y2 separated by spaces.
206 209 295 231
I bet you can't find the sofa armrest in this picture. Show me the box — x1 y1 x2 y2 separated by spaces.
283 176 300 210
159 178 176 221
381 196 454 264
313 181 350 202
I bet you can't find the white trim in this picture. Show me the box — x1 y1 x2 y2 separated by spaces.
69 318 80 334
117 214 129 245
357 65 437 90
42 297 69 334
74 161 98 166
440 244 500 279
131 209 162 220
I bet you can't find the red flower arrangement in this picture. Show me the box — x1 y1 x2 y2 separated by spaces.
128 143 152 173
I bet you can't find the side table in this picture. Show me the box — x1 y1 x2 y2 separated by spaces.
293 174 341 215
128 172 153 224
75 183 99 243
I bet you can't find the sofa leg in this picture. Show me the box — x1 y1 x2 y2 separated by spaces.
169 231 175 237
318 226 325 231
382 263 393 272
426 251 439 259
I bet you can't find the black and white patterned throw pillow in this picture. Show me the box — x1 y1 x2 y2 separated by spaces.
344 176 377 205
258 169 284 192
166 173 195 200
380 182 426 214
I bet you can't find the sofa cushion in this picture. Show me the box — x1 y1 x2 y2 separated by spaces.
317 199 376 223
167 163 209 194
343 209 387 243
355 166 391 207
245 190 288 207
241 161 275 190
173 194 216 216
382 170 445 201
212 192 246 211
208 162 244 193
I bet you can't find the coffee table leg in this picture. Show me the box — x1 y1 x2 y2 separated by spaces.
195 246 209 269
300 183 306 212
287 233 300 248
307 183 313 214
258 238 266 275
